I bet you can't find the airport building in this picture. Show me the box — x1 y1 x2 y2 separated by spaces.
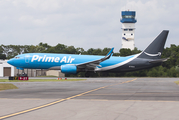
120 11 137 50
0 60 65 77
0 60 14 77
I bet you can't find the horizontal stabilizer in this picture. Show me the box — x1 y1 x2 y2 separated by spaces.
149 58 169 63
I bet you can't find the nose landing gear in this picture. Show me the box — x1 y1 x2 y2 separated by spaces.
17 70 28 77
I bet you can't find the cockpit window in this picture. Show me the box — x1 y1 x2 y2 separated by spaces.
15 56 20 59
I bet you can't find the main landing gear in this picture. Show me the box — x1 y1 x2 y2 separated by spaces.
85 72 90 77
85 71 96 77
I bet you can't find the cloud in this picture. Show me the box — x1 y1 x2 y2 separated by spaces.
0 0 178 52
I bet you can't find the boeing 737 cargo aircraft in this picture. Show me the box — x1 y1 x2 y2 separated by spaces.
8 30 169 77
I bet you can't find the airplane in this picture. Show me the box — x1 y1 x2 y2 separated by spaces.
7 30 169 77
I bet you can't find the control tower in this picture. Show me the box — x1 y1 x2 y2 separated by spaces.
120 11 137 50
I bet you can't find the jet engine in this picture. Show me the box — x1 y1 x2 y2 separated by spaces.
61 65 77 74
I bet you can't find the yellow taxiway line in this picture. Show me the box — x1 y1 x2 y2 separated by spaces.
0 78 137 119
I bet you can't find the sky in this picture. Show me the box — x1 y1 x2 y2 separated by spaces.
0 0 179 52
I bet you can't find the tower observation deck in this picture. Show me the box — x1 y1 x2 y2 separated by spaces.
120 11 137 50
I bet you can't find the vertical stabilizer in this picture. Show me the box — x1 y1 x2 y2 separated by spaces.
137 30 169 59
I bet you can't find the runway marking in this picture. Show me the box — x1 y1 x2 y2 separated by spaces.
83 92 179 96
70 99 179 103
0 98 58 100
0 78 137 120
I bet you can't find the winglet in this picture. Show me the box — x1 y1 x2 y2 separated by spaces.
105 47 114 59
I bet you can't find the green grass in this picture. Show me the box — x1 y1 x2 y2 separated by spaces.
174 81 179 85
0 83 18 90
37 75 57 77
0 79 86 82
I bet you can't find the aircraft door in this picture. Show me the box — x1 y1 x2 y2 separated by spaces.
25 55 30 63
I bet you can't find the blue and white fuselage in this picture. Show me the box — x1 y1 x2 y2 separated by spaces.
8 53 138 71
7 30 169 76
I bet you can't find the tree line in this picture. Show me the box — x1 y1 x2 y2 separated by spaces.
0 43 179 77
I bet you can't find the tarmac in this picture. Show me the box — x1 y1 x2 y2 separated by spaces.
0 77 179 120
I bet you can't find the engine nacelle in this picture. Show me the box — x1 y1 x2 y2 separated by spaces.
61 65 77 74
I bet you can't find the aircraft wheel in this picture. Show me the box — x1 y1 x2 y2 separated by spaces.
18 73 28 77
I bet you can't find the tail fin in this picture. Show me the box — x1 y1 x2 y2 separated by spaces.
137 30 169 59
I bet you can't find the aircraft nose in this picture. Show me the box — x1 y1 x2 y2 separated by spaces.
7 59 14 65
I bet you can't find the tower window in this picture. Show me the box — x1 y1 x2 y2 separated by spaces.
124 29 128 31
124 34 125 35
122 15 135 19
131 34 133 35
129 29 133 31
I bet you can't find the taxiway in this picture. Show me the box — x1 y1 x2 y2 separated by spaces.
0 78 179 120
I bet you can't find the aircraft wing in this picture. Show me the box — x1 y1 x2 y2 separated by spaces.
77 48 114 69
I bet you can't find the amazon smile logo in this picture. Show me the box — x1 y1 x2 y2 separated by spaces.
144 52 161 57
